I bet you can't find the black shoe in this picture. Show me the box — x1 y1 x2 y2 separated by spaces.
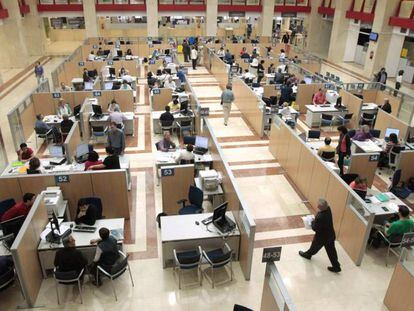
298 251 311 260
327 266 341 273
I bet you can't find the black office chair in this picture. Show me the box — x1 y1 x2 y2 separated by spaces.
53 268 85 304
389 169 411 199
370 129 381 138
353 189 367 200
77 197 103 219
360 113 376 126
341 173 359 185
234 305 253 311
320 114 334 130
34 127 53 148
0 215 26 241
335 113 353 126
0 199 16 220
179 159 195 165
307 130 321 141
96 250 134 301
348 129 356 138
173 246 203 289
177 186 203 215
320 151 336 162
0 256 17 292
202 243 233 288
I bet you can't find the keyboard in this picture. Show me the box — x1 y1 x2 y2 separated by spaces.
202 216 213 225
320 104 331 108
73 225 97 233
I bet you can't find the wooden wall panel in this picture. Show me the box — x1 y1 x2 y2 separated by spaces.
307 159 330 209
91 170 130 219
296 146 315 198
268 123 281 159
114 90 134 112
152 88 172 111
362 89 378 103
0 178 23 202
376 91 401 117
348 153 379 188
296 84 323 114
32 93 55 117
340 89 362 129
374 109 409 140
325 174 350 236
18 175 55 196
20 102 36 141
384 262 414 311
398 151 414 183
286 138 303 184
64 122 81 163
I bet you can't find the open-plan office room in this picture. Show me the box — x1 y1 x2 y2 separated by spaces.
1 1 414 310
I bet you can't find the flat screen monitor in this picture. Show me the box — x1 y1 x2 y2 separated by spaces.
117 50 123 57
49 145 64 157
92 104 103 116
104 82 113 90
212 202 228 223
304 76 312 84
73 104 81 117
369 32 378 42
164 55 172 64
195 136 208 149
385 128 399 138
183 136 196 145
109 67 116 77
76 143 89 158
180 100 189 112
84 82 93 90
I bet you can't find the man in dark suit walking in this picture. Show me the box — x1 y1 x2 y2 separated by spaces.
299 198 341 273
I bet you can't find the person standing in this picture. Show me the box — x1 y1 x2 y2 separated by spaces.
107 122 125 155
182 40 190 63
221 84 235 126
376 67 388 90
190 46 198 70
34 62 44 85
282 32 290 55
394 70 404 96
336 126 351 176
257 60 265 84
299 199 341 273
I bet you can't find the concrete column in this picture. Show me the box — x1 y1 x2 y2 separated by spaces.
83 0 98 38
146 0 159 37
281 17 290 32
260 0 275 37
206 0 218 37
384 33 405 77
21 0 46 57
306 0 333 57
343 23 359 62
327 0 353 63
363 0 400 78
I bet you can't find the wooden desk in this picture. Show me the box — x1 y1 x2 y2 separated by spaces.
152 111 195 134
43 115 77 127
352 139 383 153
160 212 240 268
305 104 346 127
365 191 411 223
38 218 124 278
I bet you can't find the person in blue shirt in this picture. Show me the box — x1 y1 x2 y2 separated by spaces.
34 62 44 84
177 66 186 83
224 49 233 64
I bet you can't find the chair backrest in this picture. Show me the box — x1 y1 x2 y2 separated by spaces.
110 253 129 276
155 142 161 151
78 197 103 219
321 114 333 121
92 126 105 133
188 185 203 208
362 113 375 119
1 215 26 237
0 266 14 289
321 151 335 161
341 173 359 185
391 169 402 188
0 199 16 219
370 129 381 138
307 130 321 140
26 169 40 175
234 305 254 311
54 269 80 281
390 146 404 164
35 127 48 135
353 189 367 200
210 250 232 267
344 113 354 120
348 129 356 138
180 159 195 165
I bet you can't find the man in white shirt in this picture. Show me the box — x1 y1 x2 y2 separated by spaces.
216 47 225 59
88 51 95 61
175 144 195 164
250 57 259 76
164 76 176 90
109 107 127 127
191 47 198 70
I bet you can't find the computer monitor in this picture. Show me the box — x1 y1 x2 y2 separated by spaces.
92 104 103 116
117 50 123 57
385 128 399 139
212 202 228 223
195 136 208 150
73 104 81 117
84 82 93 90
51 210 60 234
180 101 189 113
183 136 196 145
49 145 64 157
104 82 113 90
164 55 172 64
304 76 312 84
88 70 97 78
76 143 89 158
109 67 116 77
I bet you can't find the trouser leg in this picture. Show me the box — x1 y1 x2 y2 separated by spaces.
324 240 340 269
192 59 197 69
223 103 231 124
337 152 344 175
304 237 324 257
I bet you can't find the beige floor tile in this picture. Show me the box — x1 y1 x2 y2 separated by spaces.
222 146 274 163
192 85 223 98
208 117 254 138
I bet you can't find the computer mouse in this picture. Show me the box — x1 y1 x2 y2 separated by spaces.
195 221 200 226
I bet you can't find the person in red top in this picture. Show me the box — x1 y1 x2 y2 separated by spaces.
84 151 102 171
350 177 368 191
1 193 36 222
17 143 34 162
313 89 327 105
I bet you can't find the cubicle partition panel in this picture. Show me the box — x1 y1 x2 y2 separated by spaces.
339 89 363 129
384 261 414 311
151 88 173 111
63 121 81 164
375 90 401 117
296 83 323 114
11 195 48 308
300 62 322 76
0 178 22 203
263 85 279 99
148 59 163 74
375 109 410 140
210 53 228 89
20 101 36 143
348 153 379 188
397 150 414 183
160 164 195 215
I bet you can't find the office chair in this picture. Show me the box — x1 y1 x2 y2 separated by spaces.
173 246 203 289
388 146 404 173
353 189 367 200
34 127 53 148
348 129 356 138
77 197 103 219
91 126 106 143
320 114 334 130
202 243 233 288
177 185 204 215
341 173 359 185
180 159 195 165
0 215 26 241
360 113 376 126
53 268 84 304
370 129 381 139
0 199 16 220
96 250 134 301
155 142 161 151
0 257 19 293
334 113 353 126
159 120 174 135
307 130 321 141
320 151 336 162
176 116 193 138
234 305 253 311
389 169 411 199
369 231 406 266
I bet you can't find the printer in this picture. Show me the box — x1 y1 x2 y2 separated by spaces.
199 170 221 191
326 90 339 105
42 187 64 216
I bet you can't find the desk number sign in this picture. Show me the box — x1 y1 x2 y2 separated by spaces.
149 59 156 64
262 246 282 263
78 61 85 67
161 168 174 177
369 154 379 162
153 88 161 95
199 107 210 117
55 175 70 184
93 91 102 97
52 92 61 99
107 60 113 66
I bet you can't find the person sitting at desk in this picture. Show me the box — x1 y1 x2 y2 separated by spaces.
88 51 95 61
126 48 133 56
107 122 125 155
164 76 176 90
88 146 120 170
60 114 74 134
60 82 71 92
82 68 92 83
27 157 46 175
109 107 127 127
278 83 293 106
35 114 61 143
216 47 225 59
120 80 132 90
353 125 373 141
380 99 392 114
280 102 295 129
54 235 87 276
176 66 186 83
56 99 72 117
160 106 175 128
257 60 265 84
378 133 400 168
96 47 104 57
89 227 120 286
287 74 298 86
317 137 336 160
267 63 275 74
84 151 102 171
1 193 35 222
175 144 195 164
350 177 368 192
168 98 181 112
224 49 233 64
119 67 129 78
274 68 285 84
279 49 286 60
17 143 34 162
107 99 120 113
75 199 98 226
157 131 176 152
336 126 351 176
147 72 157 88
313 89 327 105
241 69 255 83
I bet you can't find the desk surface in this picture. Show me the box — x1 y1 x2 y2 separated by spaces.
38 218 124 251
361 103 379 111
161 212 239 242
151 111 194 119
365 191 410 216
352 139 382 153
155 150 213 165
43 115 76 125
89 112 134 122
306 104 343 113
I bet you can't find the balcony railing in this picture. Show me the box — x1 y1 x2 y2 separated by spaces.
95 0 146 11
274 0 311 13
158 0 206 11
37 0 83 11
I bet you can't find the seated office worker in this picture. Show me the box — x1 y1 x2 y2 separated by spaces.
84 151 102 171
158 131 176 152
54 235 87 275
168 98 181 112
90 227 120 286
353 125 373 141
1 193 35 222
75 199 98 226
299 199 341 273
88 146 120 170
108 99 121 113
120 80 132 90
350 177 368 191
175 144 195 163
60 115 74 134
27 157 46 174
56 99 72 117
107 122 125 155
160 106 175 127
17 143 34 162
109 107 127 128
317 137 336 160
336 126 351 176
313 89 327 105
83 68 92 82
381 99 392 114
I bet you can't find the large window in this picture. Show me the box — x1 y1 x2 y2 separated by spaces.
39 0 82 4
